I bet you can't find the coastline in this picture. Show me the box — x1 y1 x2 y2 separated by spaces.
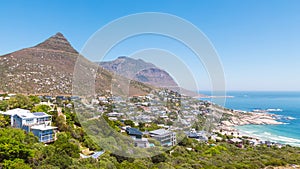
215 107 298 146
195 95 235 99
206 91 300 147
220 110 284 127
234 125 300 147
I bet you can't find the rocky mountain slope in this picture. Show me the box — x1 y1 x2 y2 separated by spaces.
0 33 152 96
99 56 178 88
99 57 203 97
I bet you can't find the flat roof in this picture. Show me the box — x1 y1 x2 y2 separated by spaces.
31 125 57 131
4 108 30 115
2 108 50 119
4 108 35 118
149 129 172 135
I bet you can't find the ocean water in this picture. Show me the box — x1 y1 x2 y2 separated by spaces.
200 91 300 147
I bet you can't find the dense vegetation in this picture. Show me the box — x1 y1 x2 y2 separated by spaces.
0 95 300 168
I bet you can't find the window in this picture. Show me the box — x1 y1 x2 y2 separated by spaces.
26 119 34 124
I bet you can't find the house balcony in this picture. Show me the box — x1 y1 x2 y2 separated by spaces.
37 120 51 125
39 133 57 143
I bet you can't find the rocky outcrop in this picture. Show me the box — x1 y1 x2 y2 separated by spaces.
134 67 177 88
35 32 78 54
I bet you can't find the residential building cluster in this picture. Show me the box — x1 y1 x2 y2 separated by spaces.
79 89 212 148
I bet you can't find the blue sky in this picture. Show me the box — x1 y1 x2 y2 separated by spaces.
1 0 300 91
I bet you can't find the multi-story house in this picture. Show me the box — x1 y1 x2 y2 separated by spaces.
1 108 57 143
149 129 176 146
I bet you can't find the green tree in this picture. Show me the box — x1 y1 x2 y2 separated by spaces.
0 101 8 111
124 120 135 127
83 136 100 151
178 137 194 147
43 150 73 168
0 128 36 162
138 122 145 130
28 95 40 105
151 153 167 163
0 115 9 128
53 132 80 158
2 159 31 169
31 105 51 114
203 145 227 157
7 94 33 110
55 115 68 132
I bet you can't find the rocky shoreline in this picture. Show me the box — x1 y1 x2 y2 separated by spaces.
221 111 283 127
211 105 284 133
208 106 290 145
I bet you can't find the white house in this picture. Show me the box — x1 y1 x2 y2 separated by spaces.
1 108 57 143
149 129 176 146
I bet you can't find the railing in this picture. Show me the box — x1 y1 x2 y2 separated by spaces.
39 131 54 136
37 120 51 124
40 133 56 143
22 120 51 126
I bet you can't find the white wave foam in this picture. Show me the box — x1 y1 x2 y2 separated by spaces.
238 128 300 147
263 132 272 136
287 116 296 120
266 108 283 112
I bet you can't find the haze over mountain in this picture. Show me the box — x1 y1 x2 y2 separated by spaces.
99 56 178 88
99 57 203 97
0 33 152 96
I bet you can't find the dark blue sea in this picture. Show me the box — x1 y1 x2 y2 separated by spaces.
200 91 300 147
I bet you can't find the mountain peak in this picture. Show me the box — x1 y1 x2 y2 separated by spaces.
117 56 128 59
54 32 64 37
34 32 78 54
